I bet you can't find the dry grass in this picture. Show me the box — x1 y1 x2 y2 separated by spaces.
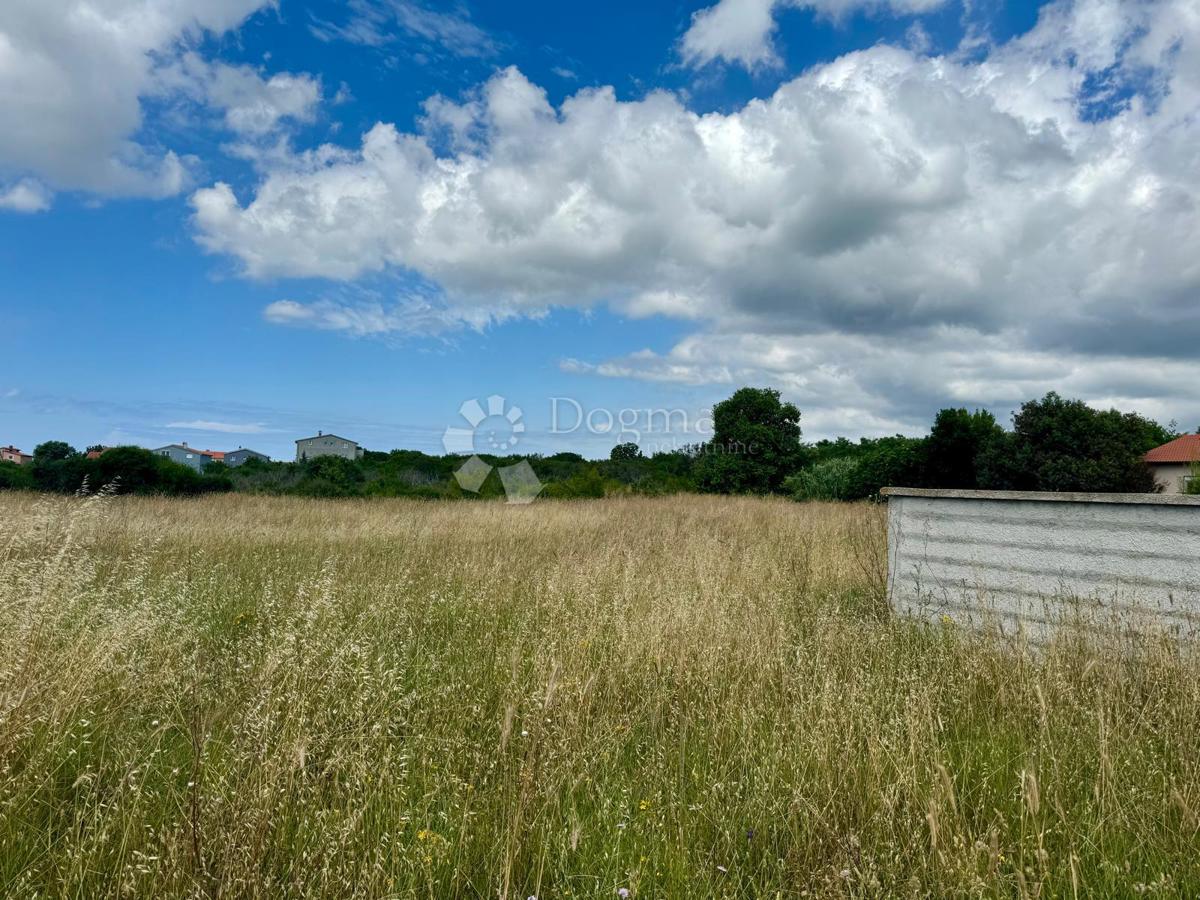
0 491 1197 898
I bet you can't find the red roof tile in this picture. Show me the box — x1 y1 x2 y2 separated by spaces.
1145 435 1200 464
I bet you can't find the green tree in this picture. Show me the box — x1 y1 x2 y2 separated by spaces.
610 442 643 461
695 388 804 494
33 441 76 463
31 441 85 492
923 408 1003 489
846 435 927 498
979 392 1169 493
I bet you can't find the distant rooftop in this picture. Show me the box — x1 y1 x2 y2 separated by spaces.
295 433 357 444
1145 435 1200 464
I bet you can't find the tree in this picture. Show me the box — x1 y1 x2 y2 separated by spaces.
980 392 1169 493
695 388 804 494
33 441 76 463
31 441 85 492
846 435 926 498
610 442 643 461
923 408 1003 489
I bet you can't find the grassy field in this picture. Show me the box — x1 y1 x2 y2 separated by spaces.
0 492 1198 898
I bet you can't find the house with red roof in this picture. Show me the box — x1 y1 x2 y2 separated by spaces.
1144 435 1200 494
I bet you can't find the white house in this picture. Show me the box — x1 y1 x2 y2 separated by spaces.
1145 435 1200 494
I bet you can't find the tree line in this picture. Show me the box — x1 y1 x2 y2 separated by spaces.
1 389 1190 500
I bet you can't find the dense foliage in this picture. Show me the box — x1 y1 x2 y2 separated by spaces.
694 387 804 494
22 443 231 496
976 392 1172 493
4 391 1176 500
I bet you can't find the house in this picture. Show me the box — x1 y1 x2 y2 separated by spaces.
153 443 214 472
1145 435 1200 494
0 445 32 465
225 447 270 467
198 450 227 464
85 446 113 460
295 431 363 462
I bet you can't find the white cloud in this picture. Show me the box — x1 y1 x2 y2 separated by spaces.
0 178 51 212
156 53 321 138
680 0 787 70
192 0 1200 432
310 0 496 58
565 330 1200 440
0 0 275 197
165 420 274 434
263 294 500 338
680 0 949 70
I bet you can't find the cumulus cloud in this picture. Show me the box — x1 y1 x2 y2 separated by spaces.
0 0 279 198
680 0 949 70
192 0 1200 433
0 178 51 213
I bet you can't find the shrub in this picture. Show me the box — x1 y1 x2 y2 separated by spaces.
785 457 860 501
0 461 34 491
543 466 607 499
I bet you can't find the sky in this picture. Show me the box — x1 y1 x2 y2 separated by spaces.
1 0 1197 461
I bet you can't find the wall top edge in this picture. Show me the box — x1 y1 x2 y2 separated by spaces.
880 487 1200 507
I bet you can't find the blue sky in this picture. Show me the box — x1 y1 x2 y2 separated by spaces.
2 0 1198 460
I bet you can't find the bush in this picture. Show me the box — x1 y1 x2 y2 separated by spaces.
0 461 34 491
847 436 927 498
543 467 607 499
785 457 860 501
90 446 231 496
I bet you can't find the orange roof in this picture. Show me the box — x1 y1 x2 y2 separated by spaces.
199 449 226 461
1145 435 1200 464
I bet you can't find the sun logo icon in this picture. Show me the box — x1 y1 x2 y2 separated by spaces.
442 395 525 454
442 395 542 503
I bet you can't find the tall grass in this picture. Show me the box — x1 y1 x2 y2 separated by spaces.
0 491 1197 897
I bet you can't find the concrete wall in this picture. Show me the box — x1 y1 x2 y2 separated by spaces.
883 488 1200 639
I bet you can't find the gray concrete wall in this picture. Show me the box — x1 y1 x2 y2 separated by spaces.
883 488 1200 639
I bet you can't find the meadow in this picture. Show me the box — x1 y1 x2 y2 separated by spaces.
0 491 1197 898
